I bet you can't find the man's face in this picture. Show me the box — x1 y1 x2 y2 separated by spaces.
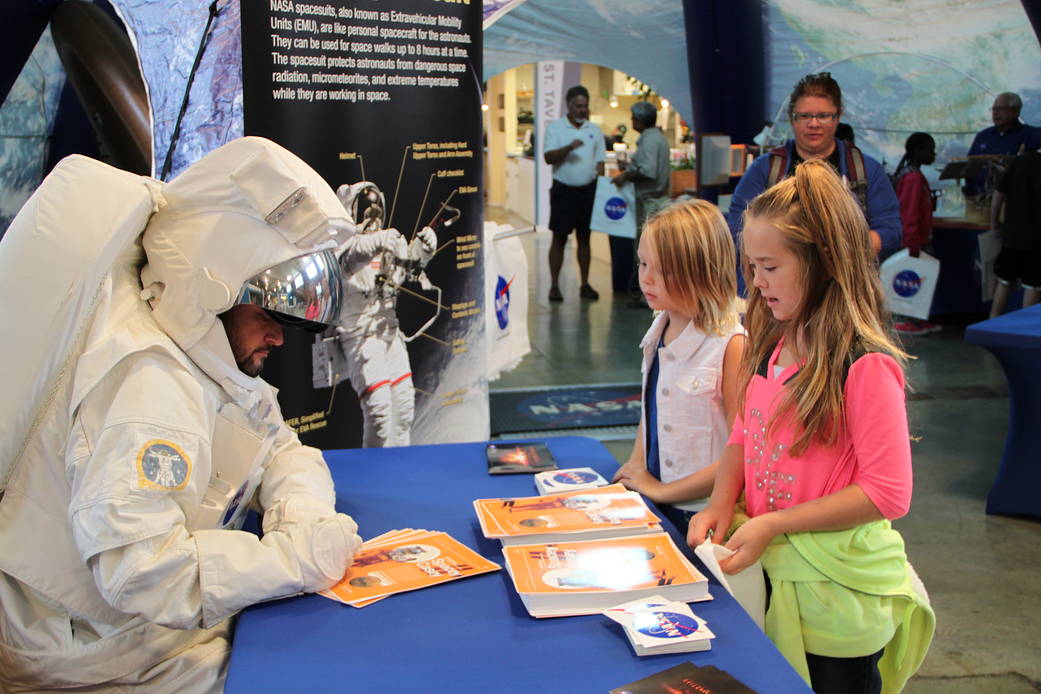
566 95 590 125
219 304 285 377
991 95 1020 132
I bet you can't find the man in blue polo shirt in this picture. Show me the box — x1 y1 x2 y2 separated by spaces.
964 92 1041 195
543 85 605 302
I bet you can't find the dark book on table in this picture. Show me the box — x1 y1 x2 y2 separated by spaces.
486 442 558 474
609 662 757 694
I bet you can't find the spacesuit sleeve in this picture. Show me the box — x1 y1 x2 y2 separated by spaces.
68 352 358 630
255 416 340 525
339 228 404 268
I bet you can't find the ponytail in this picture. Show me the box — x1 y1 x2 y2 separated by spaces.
740 159 906 455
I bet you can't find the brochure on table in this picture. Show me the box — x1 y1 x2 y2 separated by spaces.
473 483 662 545
321 529 500 608
502 533 711 617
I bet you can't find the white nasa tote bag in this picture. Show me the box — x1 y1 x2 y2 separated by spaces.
589 177 636 238
879 248 940 320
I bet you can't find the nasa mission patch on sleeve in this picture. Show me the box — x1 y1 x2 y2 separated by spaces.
136 439 192 491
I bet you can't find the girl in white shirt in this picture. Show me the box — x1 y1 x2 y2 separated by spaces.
613 199 746 533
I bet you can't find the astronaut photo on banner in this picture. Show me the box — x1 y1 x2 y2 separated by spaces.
311 179 458 447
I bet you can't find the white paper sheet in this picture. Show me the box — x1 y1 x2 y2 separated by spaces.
694 540 767 631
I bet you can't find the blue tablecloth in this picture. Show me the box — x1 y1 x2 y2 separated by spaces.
225 436 811 693
966 305 1041 517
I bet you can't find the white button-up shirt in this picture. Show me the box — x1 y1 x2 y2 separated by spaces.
640 312 745 511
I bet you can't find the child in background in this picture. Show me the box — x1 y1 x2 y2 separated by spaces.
612 200 746 534
689 160 934 694
892 132 941 335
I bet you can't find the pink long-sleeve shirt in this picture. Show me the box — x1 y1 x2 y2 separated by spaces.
727 342 913 520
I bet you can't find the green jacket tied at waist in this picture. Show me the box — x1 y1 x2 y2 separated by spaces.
739 513 935 693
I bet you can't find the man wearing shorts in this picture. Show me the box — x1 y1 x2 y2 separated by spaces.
989 146 1041 316
543 85 605 302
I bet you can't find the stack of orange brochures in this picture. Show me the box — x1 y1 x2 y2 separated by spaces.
320 529 500 608
502 533 710 618
473 483 662 546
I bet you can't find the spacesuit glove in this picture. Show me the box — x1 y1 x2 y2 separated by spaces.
408 227 437 267
414 227 437 254
263 496 362 591
280 512 362 593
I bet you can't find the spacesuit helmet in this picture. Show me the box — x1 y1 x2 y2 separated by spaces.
336 181 386 233
236 248 342 333
141 137 355 363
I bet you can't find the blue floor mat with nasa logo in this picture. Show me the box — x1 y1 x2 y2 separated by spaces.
489 383 642 435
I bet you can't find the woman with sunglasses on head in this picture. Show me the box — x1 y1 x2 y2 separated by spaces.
726 73 902 265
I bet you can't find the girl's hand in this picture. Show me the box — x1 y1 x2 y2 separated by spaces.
615 466 666 500
611 460 642 483
719 515 777 574
687 504 732 549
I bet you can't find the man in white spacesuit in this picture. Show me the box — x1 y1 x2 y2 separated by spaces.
0 138 363 693
333 182 437 447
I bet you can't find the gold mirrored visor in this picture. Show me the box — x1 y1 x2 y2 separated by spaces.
237 249 343 333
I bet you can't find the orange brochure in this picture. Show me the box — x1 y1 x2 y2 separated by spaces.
501 533 710 617
321 530 500 607
503 533 705 596
473 483 660 540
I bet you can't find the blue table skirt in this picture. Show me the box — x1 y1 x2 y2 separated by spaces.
966 305 1041 517
225 436 811 693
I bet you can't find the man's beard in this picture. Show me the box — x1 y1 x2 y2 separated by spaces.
237 349 266 377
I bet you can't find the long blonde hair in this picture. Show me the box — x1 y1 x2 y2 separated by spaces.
741 159 906 455
643 199 739 335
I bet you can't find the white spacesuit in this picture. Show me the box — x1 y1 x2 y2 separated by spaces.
0 138 363 693
333 182 436 447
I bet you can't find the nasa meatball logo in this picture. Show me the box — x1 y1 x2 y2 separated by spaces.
893 269 923 298
495 275 511 329
553 470 600 485
604 196 628 220
634 610 702 640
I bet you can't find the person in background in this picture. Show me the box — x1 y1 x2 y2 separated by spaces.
612 100 672 308
605 122 628 150
691 160 934 694
726 73 902 264
612 200 746 535
892 132 942 335
543 85 604 303
964 92 1041 196
989 144 1041 316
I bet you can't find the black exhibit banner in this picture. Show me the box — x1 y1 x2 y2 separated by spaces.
240 0 485 449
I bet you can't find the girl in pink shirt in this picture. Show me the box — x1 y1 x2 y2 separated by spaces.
690 160 931 694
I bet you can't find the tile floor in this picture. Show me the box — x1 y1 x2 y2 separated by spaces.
486 205 1041 694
